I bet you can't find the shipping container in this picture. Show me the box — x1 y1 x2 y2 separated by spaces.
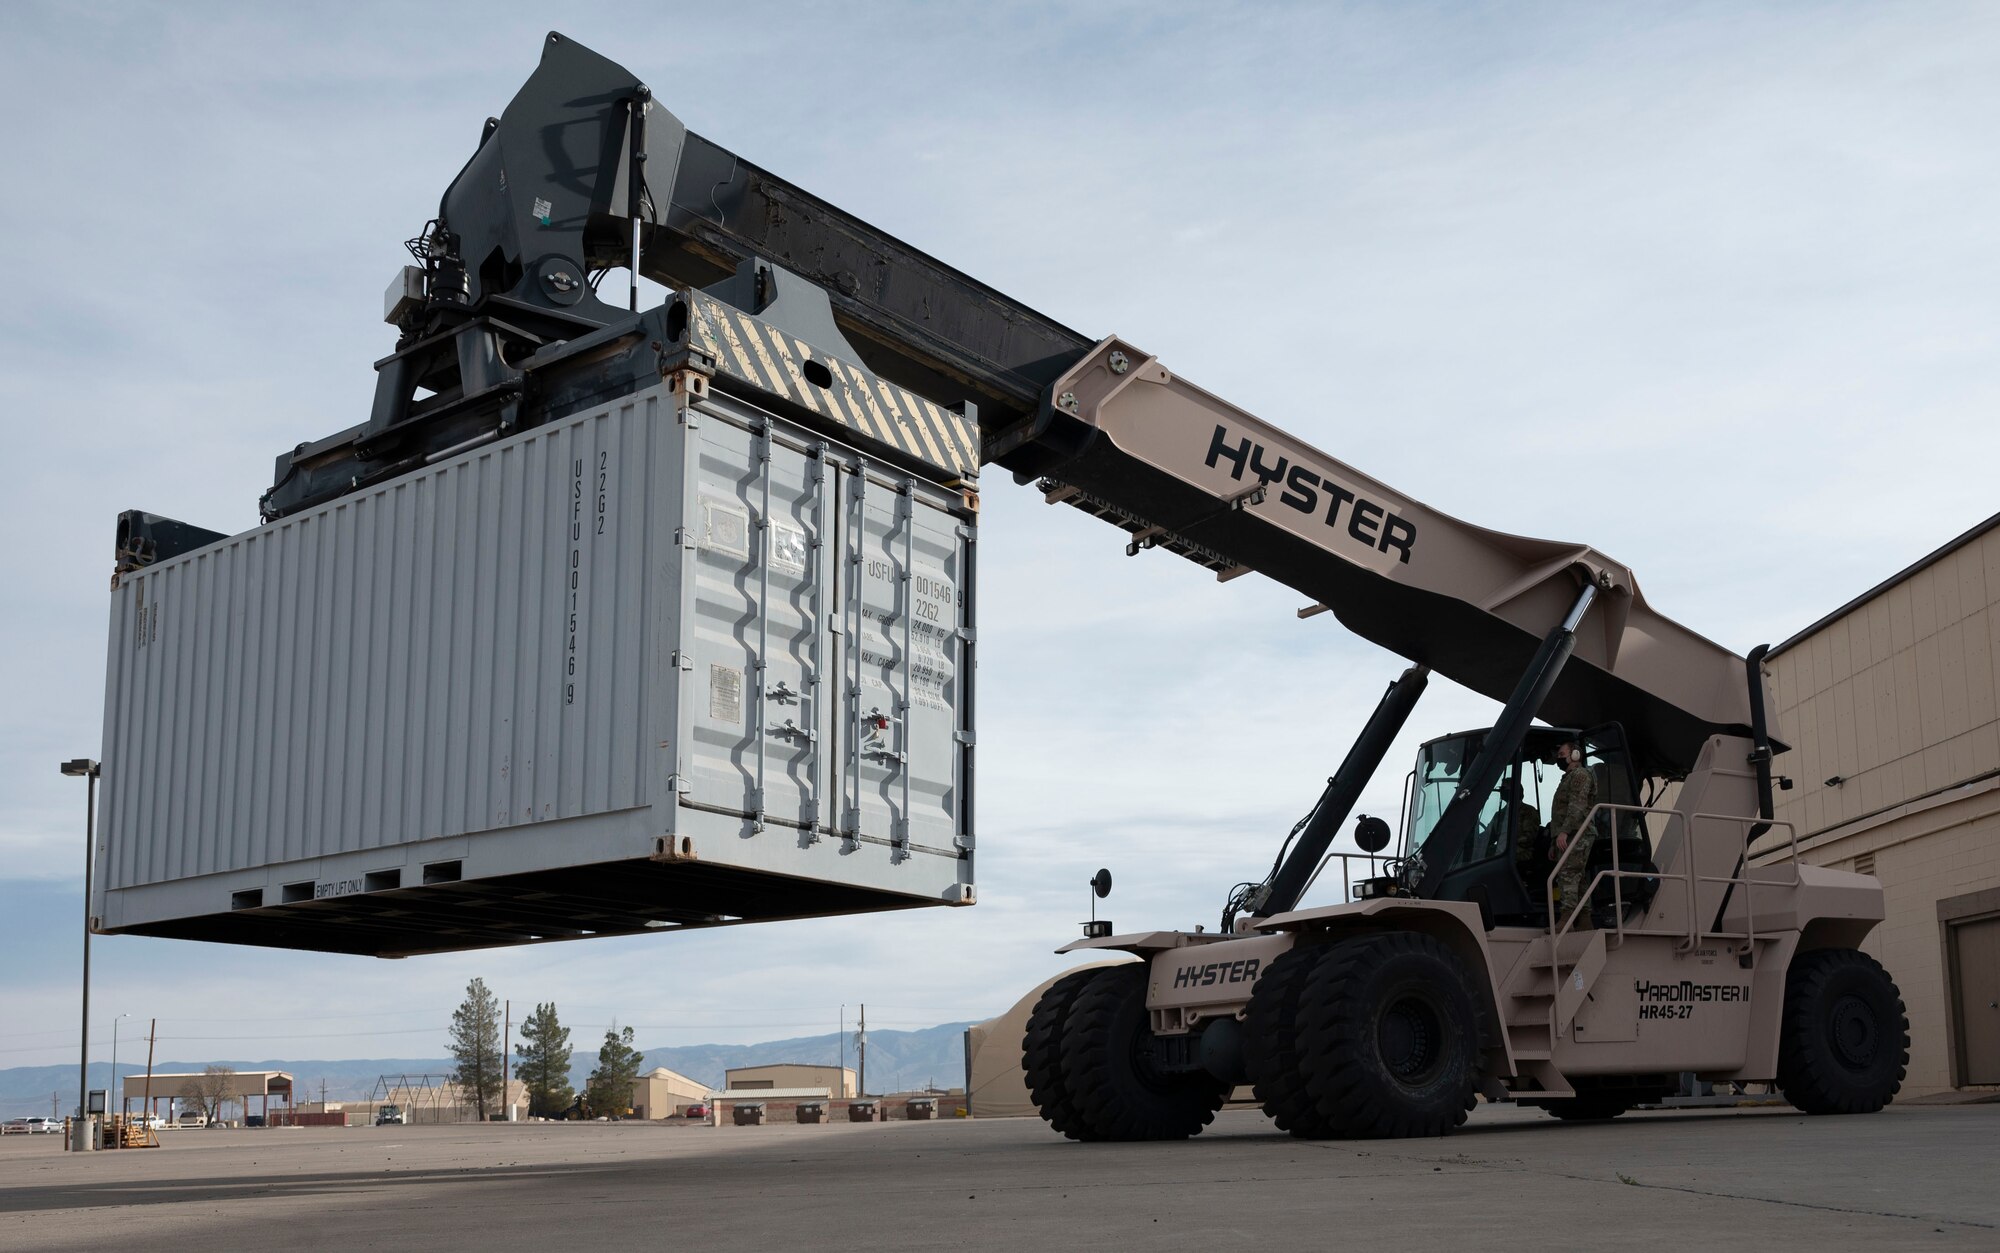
95 299 978 956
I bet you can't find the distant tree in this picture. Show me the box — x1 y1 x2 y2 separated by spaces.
178 1065 235 1124
515 1002 574 1117
586 1025 644 1117
447 978 504 1120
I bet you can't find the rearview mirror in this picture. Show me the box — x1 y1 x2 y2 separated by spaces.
1090 868 1113 899
1354 815 1391 854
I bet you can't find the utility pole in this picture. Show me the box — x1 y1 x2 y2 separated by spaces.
502 999 511 1121
142 1019 155 1128
857 1005 867 1099
51 1091 59 1120
839 1006 845 1093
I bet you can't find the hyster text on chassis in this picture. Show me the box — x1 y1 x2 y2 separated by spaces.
112 34 1906 1134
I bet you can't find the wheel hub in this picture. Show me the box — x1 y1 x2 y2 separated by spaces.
1829 993 1878 1069
1378 994 1443 1084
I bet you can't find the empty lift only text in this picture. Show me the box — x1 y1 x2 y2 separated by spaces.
95 379 976 956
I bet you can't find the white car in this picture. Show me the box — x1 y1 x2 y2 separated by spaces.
174 1111 208 1128
24 1118 61 1135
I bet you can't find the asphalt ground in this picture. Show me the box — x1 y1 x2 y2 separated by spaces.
1 1103 1994 1251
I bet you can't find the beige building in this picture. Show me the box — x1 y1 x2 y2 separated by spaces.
630 1066 710 1119
122 1070 293 1121
725 1063 856 1098
1755 512 2000 1094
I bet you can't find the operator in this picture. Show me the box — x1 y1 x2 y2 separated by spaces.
1548 741 1596 925
1502 776 1543 869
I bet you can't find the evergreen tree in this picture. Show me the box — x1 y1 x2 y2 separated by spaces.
515 1002 574 1117
447 977 504 1120
586 1024 644 1117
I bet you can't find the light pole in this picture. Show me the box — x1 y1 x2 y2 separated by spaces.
111 1013 129 1116
60 757 100 1152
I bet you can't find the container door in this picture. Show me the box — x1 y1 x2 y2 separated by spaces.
837 467 969 853
684 417 831 832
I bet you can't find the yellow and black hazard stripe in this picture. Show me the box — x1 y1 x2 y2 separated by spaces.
682 290 980 480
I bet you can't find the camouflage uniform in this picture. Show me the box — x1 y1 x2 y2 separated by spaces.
1511 803 1544 867
1549 761 1596 921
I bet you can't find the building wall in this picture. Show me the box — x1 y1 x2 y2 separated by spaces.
1764 519 2000 1094
725 1064 856 1098
630 1069 709 1119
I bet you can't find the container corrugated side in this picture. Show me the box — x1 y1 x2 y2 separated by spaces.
96 377 974 955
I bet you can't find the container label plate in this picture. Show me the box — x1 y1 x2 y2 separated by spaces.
710 664 744 724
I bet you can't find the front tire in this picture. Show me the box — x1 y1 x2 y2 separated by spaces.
1023 969 1101 1140
1060 965 1227 1141
1244 943 1335 1138
1297 932 1487 1138
1777 948 1908 1115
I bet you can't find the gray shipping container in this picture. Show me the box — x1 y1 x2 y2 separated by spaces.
95 357 977 955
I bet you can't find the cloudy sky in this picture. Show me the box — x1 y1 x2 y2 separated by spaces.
3 1 1996 1087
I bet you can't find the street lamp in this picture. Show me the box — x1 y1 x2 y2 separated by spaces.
60 757 100 1152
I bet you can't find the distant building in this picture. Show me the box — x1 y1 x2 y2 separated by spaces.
1753 511 2000 1095
122 1070 293 1123
630 1066 709 1118
725 1063 856 1098
376 1078 526 1123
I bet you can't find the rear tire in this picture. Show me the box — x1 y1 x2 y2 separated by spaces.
1061 965 1227 1141
1297 932 1486 1139
1023 969 1101 1140
1243 943 1335 1138
1777 948 1908 1115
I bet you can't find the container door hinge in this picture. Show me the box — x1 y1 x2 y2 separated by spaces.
955 524 977 541
954 730 976 746
955 626 976 644
667 774 691 795
671 651 694 671
954 832 976 851
673 527 697 550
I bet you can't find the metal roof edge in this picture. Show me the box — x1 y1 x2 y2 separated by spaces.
1769 508 2000 659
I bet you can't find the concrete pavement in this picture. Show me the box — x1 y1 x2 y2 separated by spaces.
1 1103 1993 1250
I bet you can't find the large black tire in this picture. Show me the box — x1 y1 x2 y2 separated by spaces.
1061 965 1227 1141
1777 948 1909 1115
1297 932 1487 1139
1023 969 1101 1140
1243 944 1336 1138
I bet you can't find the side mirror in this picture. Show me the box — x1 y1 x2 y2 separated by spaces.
1090 868 1113 899
1354 815 1392 854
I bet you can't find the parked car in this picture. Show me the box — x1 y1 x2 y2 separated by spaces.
24 1118 61 1135
138 1113 166 1130
683 1104 709 1119
1 1118 30 1135
174 1111 208 1128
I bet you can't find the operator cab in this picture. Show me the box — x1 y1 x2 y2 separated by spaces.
1394 723 1652 928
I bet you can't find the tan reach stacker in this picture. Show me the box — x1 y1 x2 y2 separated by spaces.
1020 352 1909 1138
104 35 1906 1136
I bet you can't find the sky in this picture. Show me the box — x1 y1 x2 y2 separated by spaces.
2 1 1997 1091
